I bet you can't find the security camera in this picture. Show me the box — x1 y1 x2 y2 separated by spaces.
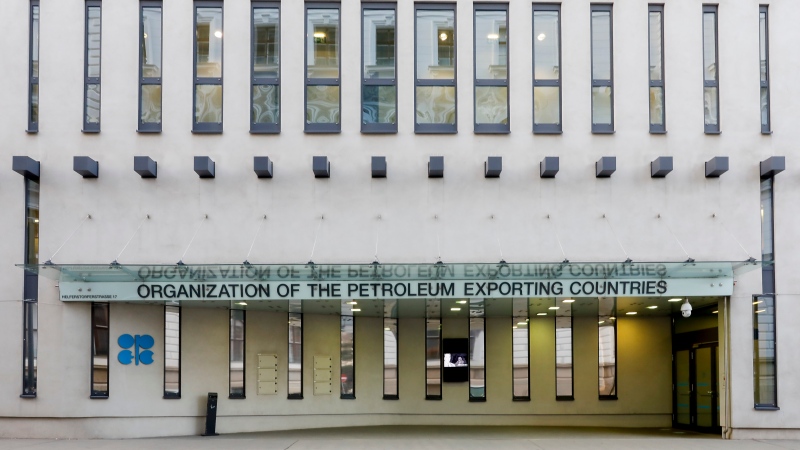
680 299 692 318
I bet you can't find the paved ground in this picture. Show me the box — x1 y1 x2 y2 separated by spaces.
3 426 800 449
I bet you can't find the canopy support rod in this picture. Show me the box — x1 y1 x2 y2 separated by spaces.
659 214 693 261
547 214 569 263
178 215 207 265
373 215 381 264
603 214 631 262
46 214 91 264
491 215 505 263
715 214 753 259
113 215 150 264
244 215 267 264
308 215 323 264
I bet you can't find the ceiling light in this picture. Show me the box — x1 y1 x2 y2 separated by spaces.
537 312 547 316
439 32 448 41
755 309 766 313
451 307 461 311
346 301 358 305
487 33 499 40
609 316 616 320
313 31 326 39
549 306 559 310
753 300 763 305
385 327 390 331
512 325 518 329
537 33 546 41
143 33 148 39
626 311 637 315
647 306 658 309
517 322 527 326
562 299 575 303
457 300 467 304
214 30 223 38
351 308 361 312
668 298 682 302
598 320 605 324
712 310 719 314
236 301 247 306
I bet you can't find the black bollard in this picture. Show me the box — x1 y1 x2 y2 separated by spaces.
202 392 219 436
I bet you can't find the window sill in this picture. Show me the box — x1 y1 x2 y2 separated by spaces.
512 397 531 402
649 130 668 135
163 394 181 400
89 395 109 399
25 129 38 134
754 405 780 411
761 130 773 135
288 394 304 400
228 395 246 400
250 130 281 135
340 394 356 400
81 129 101 134
137 129 162 134
361 129 398 135
20 394 36 399
704 130 722 135
383 395 399 401
425 395 442 401
469 397 487 403
599 395 618 401
533 130 563 135
191 130 223 135
556 396 575 401
474 130 510 135
591 130 615 135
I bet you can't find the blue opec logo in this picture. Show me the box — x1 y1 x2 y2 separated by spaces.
118 334 154 366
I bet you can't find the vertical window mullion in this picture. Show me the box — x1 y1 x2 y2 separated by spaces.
28 1 39 133
164 306 181 399
251 2 280 133
702 5 719 133
591 4 614 133
533 4 561 134
362 3 397 134
474 3 509 134
759 6 770 134
83 1 101 133
139 1 162 133
193 1 223 133
648 4 666 133
598 297 617 400
415 3 457 134
229 309 245 399
90 303 109 398
305 3 341 133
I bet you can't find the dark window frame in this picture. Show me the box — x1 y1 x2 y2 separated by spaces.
305 2 341 134
759 5 770 134
473 2 509 134
340 314 355 399
288 312 303 399
163 305 181 399
229 309 246 399
532 3 562 134
361 2 398 134
590 3 614 134
90 302 109 399
753 293 778 410
138 1 162 133
27 0 39 133
83 0 101 133
425 318 442 400
702 4 720 134
512 315 531 401
383 317 399 400
648 4 666 134
251 1 281 134
468 317 486 402
555 314 574 401
414 2 457 134
598 300 618 401
193 0 223 134
21 177 39 398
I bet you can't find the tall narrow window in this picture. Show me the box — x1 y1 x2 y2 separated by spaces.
754 294 776 408
91 303 109 398
598 297 617 399
28 1 39 132
229 309 245 398
648 5 665 133
759 6 770 134
288 310 303 399
340 312 355 399
469 316 486 401
383 317 399 399
362 4 397 133
512 298 529 400
164 306 180 398
83 1 101 133
702 5 719 133
426 319 442 400
305 3 340 133
591 4 613 133
474 4 508 133
415 4 456 133
555 313 574 400
533 4 561 133
252 3 280 133
194 1 223 133
139 2 162 132
21 177 39 397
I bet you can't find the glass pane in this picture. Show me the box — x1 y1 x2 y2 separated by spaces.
85 84 100 124
142 7 162 78
92 303 109 396
416 86 455 124
141 84 162 124
469 317 485 399
306 85 340 124
229 309 245 397
696 346 713 427
759 12 767 83
591 11 611 80
86 6 101 78
426 319 441 397
648 11 662 81
22 301 38 396
416 9 455 80
761 178 774 262
384 317 398 396
534 86 560 125
31 5 39 78
362 85 396 124
754 295 776 405
252 85 280 124
307 9 339 79
254 8 279 78
475 10 507 80
703 12 717 82
364 9 396 79
675 350 691 425
30 84 39 125
598 297 616 397
288 312 302 396
760 87 769 129
512 298 529 398
475 86 507 125
592 86 612 125
196 7 222 78
25 179 39 265
649 86 664 126
533 10 559 81
164 306 180 396
340 315 354 397
195 84 222 124
555 316 573 397
703 86 718 126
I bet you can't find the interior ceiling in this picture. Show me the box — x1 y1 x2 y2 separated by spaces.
128 296 722 318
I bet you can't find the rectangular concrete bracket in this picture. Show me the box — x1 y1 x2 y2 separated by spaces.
74 156 99 178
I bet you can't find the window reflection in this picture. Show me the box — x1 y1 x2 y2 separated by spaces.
555 315 573 399
512 298 529 399
307 9 339 79
426 318 441 398
253 8 279 78
384 317 398 398
288 310 303 398
364 9 395 79
340 314 355 398
91 303 109 397
469 316 485 400
753 295 776 406
229 309 245 398
196 7 222 78
164 306 180 397
598 297 616 398
416 9 455 80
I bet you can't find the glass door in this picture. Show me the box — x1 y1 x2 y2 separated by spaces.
673 344 720 433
